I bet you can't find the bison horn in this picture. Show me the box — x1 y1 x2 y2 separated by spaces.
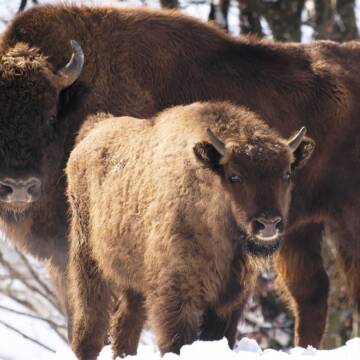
57 40 84 88
207 128 226 156
288 126 307 151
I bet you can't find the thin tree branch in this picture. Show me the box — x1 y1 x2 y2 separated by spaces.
0 252 61 312
0 319 56 353
0 304 67 343
2 288 37 313
18 0 28 13
17 251 57 301
0 304 66 330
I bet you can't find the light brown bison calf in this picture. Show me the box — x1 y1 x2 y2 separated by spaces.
66 102 314 359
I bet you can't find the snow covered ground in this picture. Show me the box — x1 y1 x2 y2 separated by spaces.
53 337 360 360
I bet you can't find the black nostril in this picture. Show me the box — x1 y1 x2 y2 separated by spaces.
25 179 42 197
252 219 265 233
27 185 36 195
273 217 282 230
27 184 38 196
0 183 13 197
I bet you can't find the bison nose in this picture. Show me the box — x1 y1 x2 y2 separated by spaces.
252 216 282 240
0 177 42 204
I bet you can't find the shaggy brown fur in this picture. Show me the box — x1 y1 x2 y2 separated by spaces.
0 4 359 347
66 102 314 358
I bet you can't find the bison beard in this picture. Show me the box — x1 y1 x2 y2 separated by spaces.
246 236 282 257
0 206 32 223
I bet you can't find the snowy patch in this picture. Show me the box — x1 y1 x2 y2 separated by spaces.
53 337 360 359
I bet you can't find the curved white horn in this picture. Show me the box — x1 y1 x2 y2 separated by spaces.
207 128 226 156
288 126 307 151
57 40 84 88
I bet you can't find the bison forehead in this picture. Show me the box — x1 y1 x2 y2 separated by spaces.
0 43 50 77
228 140 292 173
0 78 55 161
0 44 56 100
0 49 57 130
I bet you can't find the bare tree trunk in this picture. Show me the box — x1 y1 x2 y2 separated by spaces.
334 0 358 40
18 0 28 13
209 0 230 31
262 0 306 42
313 0 333 39
352 305 359 337
239 0 263 37
160 0 179 9
18 0 39 13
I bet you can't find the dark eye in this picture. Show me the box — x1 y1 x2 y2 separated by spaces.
48 114 57 128
229 175 243 183
282 171 291 183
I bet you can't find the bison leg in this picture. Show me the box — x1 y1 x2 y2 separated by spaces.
331 219 360 324
146 282 203 355
337 244 360 328
200 307 241 348
275 223 329 348
110 289 146 358
67 194 111 360
68 246 111 360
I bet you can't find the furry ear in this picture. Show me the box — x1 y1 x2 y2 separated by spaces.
193 141 223 172
58 81 90 119
291 136 315 170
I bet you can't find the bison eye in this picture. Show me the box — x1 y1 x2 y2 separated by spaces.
47 114 57 128
282 171 291 183
229 175 243 183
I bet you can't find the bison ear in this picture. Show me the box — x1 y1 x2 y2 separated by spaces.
291 136 315 170
58 81 90 118
193 141 223 173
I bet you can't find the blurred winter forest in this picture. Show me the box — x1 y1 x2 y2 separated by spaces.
0 0 359 359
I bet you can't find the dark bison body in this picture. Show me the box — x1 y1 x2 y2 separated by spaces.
66 102 313 358
0 4 359 347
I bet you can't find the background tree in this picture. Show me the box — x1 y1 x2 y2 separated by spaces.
207 0 358 42
18 0 38 13
160 0 179 9
0 241 67 359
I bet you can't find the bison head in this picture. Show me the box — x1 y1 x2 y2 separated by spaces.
0 40 84 221
194 121 314 256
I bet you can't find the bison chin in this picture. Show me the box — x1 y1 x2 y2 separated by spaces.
0 204 34 224
246 235 283 257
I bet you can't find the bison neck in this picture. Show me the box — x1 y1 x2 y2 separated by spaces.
215 246 266 316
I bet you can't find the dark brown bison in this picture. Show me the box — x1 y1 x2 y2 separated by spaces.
0 4 359 348
66 102 314 359
0 38 85 311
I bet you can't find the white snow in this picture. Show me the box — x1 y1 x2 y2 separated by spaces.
52 337 360 359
